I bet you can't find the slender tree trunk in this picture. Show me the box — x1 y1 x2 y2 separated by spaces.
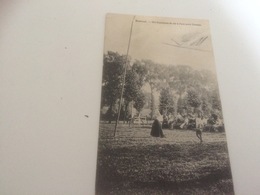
123 101 129 124
108 102 113 124
150 86 155 119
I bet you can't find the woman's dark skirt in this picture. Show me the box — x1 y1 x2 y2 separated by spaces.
150 119 164 137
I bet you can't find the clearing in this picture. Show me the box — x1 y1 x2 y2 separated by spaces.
96 123 234 195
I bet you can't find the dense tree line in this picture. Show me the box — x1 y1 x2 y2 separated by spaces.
101 51 222 123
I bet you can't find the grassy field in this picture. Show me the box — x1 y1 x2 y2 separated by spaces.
96 123 234 195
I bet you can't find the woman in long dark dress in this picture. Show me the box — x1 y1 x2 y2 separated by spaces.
150 113 165 138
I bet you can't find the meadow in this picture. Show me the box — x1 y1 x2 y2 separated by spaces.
96 123 234 195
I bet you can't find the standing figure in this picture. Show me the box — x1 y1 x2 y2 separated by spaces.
128 116 134 128
168 114 175 129
195 113 204 142
180 115 189 129
196 129 203 143
162 114 169 129
150 111 164 138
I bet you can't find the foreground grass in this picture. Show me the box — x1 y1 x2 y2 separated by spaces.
96 123 234 195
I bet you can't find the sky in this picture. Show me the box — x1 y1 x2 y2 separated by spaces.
104 13 217 74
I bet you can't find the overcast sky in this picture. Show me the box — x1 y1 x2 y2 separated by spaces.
104 13 217 74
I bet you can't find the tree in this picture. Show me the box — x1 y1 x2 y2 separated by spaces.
211 89 222 116
159 88 174 115
131 62 148 87
186 88 201 113
133 60 163 118
101 51 128 123
168 65 194 116
133 91 146 114
200 95 212 117
123 69 141 122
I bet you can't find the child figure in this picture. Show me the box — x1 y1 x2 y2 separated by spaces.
195 113 204 142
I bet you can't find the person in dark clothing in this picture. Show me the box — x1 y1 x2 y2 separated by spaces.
150 118 165 138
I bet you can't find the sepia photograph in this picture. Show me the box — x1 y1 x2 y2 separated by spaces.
96 13 234 194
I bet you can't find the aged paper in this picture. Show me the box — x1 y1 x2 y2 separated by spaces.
96 13 234 194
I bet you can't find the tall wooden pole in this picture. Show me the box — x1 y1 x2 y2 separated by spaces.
114 16 136 137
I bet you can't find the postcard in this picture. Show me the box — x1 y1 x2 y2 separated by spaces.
96 13 234 195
